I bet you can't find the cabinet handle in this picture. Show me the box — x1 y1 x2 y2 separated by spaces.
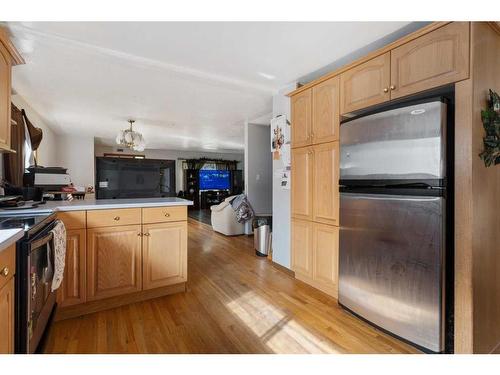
383 87 389 93
137 233 143 237
311 132 314 138
164 212 170 217
1 267 9 277
114 216 120 221
307 150 313 155
390 85 396 90
144 233 150 237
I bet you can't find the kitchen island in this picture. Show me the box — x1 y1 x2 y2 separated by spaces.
16 197 194 320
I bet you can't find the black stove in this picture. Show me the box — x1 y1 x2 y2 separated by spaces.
0 212 56 238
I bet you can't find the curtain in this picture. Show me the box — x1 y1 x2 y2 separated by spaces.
3 103 26 186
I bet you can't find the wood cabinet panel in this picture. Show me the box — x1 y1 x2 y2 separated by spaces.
312 223 339 298
142 206 187 224
312 75 340 144
291 146 313 220
391 22 469 99
291 88 312 148
143 222 187 290
0 277 14 354
340 52 391 114
291 219 313 278
0 244 15 291
58 211 86 230
58 229 86 307
0 42 12 151
313 142 339 226
87 225 142 301
86 208 141 228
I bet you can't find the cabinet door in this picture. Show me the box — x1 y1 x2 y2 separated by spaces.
0 278 14 354
143 221 187 290
87 225 142 301
313 142 339 226
0 42 12 150
291 146 314 220
291 88 312 148
312 223 339 298
340 52 391 114
390 22 469 99
312 76 340 144
291 219 313 278
58 229 86 307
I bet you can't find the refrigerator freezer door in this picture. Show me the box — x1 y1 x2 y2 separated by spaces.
339 193 445 352
340 101 446 180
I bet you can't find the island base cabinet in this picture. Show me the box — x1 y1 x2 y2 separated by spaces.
58 229 86 307
143 221 187 290
86 225 143 301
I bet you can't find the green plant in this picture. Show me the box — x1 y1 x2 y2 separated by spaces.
479 89 500 167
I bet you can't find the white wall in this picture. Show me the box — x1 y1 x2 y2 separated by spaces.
55 135 95 189
271 83 296 269
95 145 244 193
244 122 273 233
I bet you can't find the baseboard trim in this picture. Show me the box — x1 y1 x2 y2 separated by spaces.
55 283 186 321
270 260 295 277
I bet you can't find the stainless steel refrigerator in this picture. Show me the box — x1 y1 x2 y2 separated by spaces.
339 98 449 353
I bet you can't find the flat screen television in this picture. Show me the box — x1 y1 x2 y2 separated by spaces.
199 170 230 190
95 157 176 199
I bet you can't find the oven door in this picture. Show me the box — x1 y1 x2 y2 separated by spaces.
25 222 59 353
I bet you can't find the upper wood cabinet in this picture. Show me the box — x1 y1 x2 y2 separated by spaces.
340 52 391 114
291 146 314 220
291 219 313 278
0 42 12 151
312 223 339 298
291 88 312 148
0 28 23 153
57 229 86 307
312 76 340 144
86 225 142 301
312 142 339 226
390 22 469 99
143 221 187 290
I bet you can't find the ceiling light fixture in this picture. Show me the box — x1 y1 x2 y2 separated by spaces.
116 119 146 151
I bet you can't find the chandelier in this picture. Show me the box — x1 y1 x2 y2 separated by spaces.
116 119 146 151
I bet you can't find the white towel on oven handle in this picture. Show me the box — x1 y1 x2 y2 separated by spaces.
50 220 66 292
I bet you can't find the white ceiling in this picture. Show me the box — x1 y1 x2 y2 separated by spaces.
7 22 412 152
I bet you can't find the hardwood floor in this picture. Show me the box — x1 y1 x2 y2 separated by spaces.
187 209 212 225
43 219 419 354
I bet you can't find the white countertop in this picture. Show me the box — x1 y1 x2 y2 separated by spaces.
0 197 193 215
0 228 24 253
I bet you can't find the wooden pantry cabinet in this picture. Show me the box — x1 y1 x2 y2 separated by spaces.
291 220 339 298
312 76 340 144
0 244 16 354
291 146 314 220
55 206 188 319
291 88 312 148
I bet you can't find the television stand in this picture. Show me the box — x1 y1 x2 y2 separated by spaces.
200 190 230 209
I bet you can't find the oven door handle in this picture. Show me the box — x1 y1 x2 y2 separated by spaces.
30 231 54 250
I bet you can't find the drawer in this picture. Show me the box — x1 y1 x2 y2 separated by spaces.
57 211 86 230
0 244 15 289
142 206 187 224
86 208 141 228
